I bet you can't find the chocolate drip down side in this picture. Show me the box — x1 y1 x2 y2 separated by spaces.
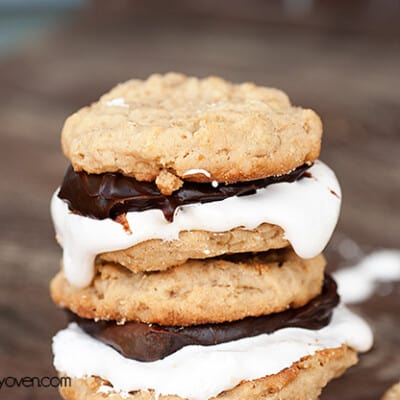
69 275 339 362
58 163 310 222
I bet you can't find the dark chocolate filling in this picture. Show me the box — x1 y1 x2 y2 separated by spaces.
58 163 310 222
69 274 339 362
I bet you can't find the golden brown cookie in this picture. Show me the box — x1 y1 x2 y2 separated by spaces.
61 72 322 187
58 346 356 400
100 223 288 273
51 249 325 326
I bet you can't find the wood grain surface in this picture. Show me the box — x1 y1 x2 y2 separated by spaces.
0 2 399 399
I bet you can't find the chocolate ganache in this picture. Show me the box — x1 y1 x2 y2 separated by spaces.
69 275 339 362
58 163 310 222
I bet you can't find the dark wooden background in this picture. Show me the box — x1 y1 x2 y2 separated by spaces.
0 1 399 399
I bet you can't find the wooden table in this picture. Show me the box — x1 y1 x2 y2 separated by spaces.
0 3 399 399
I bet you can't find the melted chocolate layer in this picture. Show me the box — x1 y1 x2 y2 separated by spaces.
58 164 310 222
70 275 339 362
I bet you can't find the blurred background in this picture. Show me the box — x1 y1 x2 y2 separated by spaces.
0 1 399 399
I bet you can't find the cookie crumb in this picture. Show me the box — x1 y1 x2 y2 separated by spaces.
114 214 132 233
156 170 184 195
382 383 400 400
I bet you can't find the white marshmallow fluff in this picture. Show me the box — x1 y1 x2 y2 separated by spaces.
334 249 400 304
51 160 341 287
53 305 373 400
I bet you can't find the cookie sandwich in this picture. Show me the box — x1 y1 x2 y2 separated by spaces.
50 73 373 400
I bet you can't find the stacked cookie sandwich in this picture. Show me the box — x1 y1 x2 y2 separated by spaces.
50 73 372 400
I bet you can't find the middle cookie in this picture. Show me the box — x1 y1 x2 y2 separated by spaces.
51 248 325 326
99 223 287 273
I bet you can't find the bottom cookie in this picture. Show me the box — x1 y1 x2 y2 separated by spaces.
58 346 357 400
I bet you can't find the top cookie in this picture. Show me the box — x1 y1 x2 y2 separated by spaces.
62 73 322 185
